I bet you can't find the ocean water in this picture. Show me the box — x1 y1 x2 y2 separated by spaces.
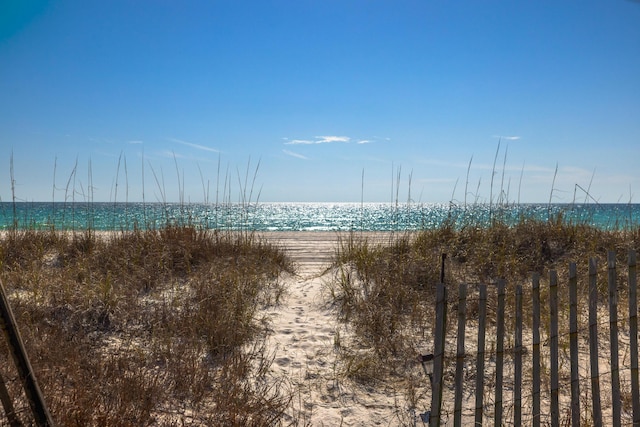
0 202 638 231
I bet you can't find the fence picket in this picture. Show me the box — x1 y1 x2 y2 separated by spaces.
475 284 487 426
589 258 603 427
0 279 54 427
430 282 447 427
550 270 560 427
569 262 580 427
454 283 467 427
514 284 523 427
628 250 640 426
532 272 541 427
608 251 622 427
494 281 506 426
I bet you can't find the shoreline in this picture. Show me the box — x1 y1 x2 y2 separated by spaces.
0 229 418 238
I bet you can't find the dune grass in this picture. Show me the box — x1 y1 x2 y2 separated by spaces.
328 215 640 393
0 226 295 426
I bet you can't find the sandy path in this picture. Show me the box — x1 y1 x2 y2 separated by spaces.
262 232 406 426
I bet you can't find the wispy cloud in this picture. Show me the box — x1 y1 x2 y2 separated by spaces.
357 140 371 144
170 138 219 153
316 135 350 143
492 135 521 141
284 135 351 145
283 149 308 160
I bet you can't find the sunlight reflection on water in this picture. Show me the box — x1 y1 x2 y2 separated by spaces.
1 202 638 231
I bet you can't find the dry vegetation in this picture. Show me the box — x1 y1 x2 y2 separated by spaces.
0 211 639 425
0 227 295 426
329 215 640 422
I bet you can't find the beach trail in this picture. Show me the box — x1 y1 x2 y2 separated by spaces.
263 232 404 427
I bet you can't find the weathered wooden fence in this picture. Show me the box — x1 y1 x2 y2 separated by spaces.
427 250 639 426
0 279 53 426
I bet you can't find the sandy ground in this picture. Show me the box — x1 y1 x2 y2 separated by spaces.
259 232 631 427
261 232 416 427
5 229 623 424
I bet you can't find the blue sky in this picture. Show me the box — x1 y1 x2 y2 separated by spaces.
1 0 639 204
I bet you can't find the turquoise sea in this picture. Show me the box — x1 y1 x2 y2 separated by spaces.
0 202 639 231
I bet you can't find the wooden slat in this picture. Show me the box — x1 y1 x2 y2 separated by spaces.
454 283 467 427
569 262 580 427
550 270 560 427
494 280 506 426
589 258 603 427
608 251 622 427
475 284 488 426
430 282 447 427
514 284 523 427
0 279 54 427
532 272 541 427
629 250 640 426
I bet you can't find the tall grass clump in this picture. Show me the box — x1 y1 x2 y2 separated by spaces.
331 232 439 363
329 213 640 386
0 226 295 426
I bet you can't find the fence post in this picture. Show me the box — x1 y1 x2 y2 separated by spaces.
474 284 487 426
454 283 467 427
608 251 622 427
569 262 580 427
589 258 603 427
628 250 640 426
532 272 541 427
550 270 559 427
514 284 523 427
0 279 54 426
430 282 447 427
494 280 506 426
